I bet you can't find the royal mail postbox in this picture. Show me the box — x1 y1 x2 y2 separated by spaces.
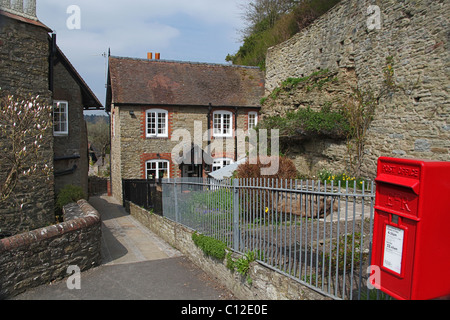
371 157 450 300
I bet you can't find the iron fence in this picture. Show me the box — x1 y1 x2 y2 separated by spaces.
161 177 389 300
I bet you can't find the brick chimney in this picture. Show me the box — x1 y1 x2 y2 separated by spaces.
0 0 38 21
147 52 161 60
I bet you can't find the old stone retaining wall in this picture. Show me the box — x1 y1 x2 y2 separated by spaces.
0 200 102 299
265 0 449 178
129 202 329 300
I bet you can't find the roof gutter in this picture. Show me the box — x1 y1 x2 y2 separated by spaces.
111 102 261 109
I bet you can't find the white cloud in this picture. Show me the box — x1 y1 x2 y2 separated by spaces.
36 0 246 108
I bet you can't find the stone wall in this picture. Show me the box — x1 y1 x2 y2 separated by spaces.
129 202 329 300
264 0 449 178
0 12 55 234
110 105 122 201
53 60 89 197
0 200 102 299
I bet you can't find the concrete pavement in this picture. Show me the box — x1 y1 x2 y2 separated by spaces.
12 195 235 300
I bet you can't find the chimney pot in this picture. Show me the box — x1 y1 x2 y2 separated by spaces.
147 52 153 60
155 53 160 60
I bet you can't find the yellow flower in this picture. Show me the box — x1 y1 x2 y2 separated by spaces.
265 207 269 213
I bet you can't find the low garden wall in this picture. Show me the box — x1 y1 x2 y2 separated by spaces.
129 202 329 300
0 200 102 299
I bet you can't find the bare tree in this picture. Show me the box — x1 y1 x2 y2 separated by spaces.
239 0 299 38
86 116 110 163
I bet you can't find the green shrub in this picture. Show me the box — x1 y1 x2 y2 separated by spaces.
259 106 350 141
56 185 86 211
226 250 264 285
192 232 227 261
227 0 341 69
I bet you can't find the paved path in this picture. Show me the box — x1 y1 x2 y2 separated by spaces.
13 195 235 300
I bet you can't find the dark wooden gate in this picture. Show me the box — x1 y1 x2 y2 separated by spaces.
122 179 162 214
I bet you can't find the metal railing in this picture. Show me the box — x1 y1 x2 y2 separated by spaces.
162 177 388 300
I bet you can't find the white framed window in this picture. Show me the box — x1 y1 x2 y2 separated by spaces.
146 109 168 138
248 111 258 130
145 160 170 179
213 111 233 138
53 100 68 136
212 158 234 172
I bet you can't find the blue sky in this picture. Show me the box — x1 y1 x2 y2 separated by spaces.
36 0 247 113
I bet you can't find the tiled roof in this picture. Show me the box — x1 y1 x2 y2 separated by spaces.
107 56 265 109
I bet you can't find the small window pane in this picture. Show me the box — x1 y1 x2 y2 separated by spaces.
248 113 257 130
213 111 232 137
53 101 68 135
146 160 170 179
147 109 168 137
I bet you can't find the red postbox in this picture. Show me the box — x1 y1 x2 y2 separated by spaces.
371 157 450 300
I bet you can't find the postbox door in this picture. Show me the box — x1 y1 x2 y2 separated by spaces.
373 159 421 300
372 210 417 299
372 210 417 300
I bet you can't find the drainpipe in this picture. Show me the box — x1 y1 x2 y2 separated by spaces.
49 33 56 92
207 103 212 170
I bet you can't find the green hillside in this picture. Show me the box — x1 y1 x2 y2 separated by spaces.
226 0 341 70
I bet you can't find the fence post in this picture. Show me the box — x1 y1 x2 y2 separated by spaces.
232 178 240 251
173 178 179 223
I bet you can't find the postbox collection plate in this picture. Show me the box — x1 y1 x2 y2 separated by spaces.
382 225 404 275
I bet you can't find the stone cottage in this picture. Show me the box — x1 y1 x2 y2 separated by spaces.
51 35 103 197
106 55 265 201
0 0 102 235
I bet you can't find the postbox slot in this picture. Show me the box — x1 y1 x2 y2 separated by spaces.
391 215 399 225
375 183 420 220
375 174 420 195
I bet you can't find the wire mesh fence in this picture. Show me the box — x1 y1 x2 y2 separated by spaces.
161 177 389 300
